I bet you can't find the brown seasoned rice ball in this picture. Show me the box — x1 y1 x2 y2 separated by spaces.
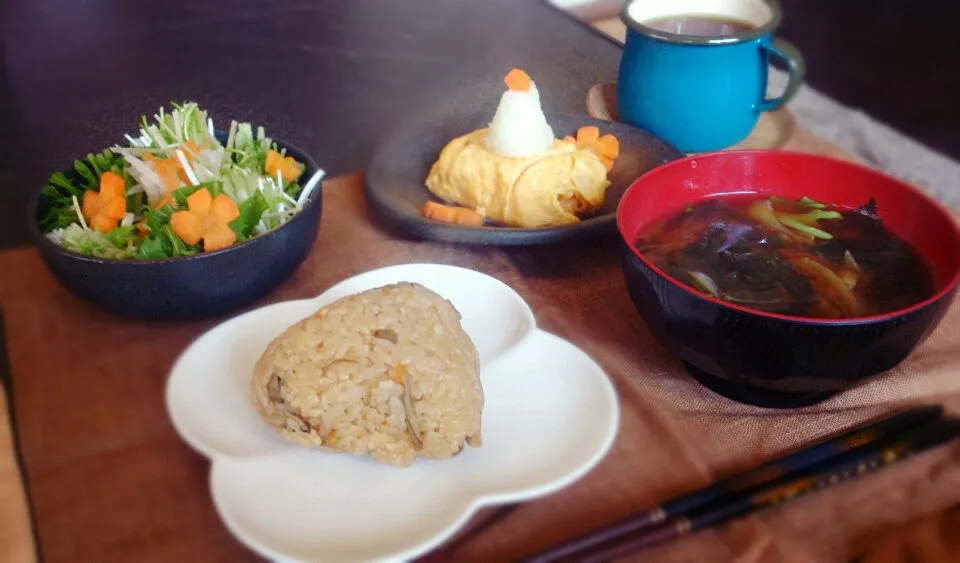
251 282 483 467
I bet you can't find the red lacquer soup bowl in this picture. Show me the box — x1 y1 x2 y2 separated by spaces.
616 150 960 409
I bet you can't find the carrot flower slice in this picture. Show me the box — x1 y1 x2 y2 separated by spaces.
170 188 241 252
81 171 127 233
264 149 303 182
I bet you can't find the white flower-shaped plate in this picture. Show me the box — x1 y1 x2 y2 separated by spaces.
165 263 620 562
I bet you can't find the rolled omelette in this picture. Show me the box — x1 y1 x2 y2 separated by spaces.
424 128 610 228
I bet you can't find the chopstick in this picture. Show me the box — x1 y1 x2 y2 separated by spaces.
523 405 950 563
574 418 960 563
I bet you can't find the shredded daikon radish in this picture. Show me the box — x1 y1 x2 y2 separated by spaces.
297 169 325 208
121 153 164 205
71 195 88 230
175 149 200 185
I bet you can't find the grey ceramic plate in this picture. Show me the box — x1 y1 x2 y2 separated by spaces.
365 112 683 246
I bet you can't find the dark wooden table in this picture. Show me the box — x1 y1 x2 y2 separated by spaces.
0 0 622 249
5 0 959 251
776 0 960 160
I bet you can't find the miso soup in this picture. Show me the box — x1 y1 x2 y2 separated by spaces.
633 195 936 319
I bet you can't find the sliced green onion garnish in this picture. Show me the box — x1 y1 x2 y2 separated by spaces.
779 217 834 240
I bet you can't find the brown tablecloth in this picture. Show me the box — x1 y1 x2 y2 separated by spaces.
1 168 959 562
0 385 35 563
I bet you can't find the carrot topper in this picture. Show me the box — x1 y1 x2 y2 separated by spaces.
486 67 555 158
170 188 241 252
503 68 532 92
81 171 127 233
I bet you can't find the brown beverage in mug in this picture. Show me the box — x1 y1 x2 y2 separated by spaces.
642 14 756 36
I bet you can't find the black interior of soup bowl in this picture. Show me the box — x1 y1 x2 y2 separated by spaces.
28 136 323 321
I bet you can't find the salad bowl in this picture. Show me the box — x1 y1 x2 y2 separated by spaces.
29 132 323 322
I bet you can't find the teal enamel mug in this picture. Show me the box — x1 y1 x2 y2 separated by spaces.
617 0 805 153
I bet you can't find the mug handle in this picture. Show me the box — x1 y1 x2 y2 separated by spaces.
758 38 806 112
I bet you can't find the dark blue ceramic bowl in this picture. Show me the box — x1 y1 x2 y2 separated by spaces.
29 139 323 322
617 150 960 409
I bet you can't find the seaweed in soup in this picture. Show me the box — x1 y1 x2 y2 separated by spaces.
635 195 935 319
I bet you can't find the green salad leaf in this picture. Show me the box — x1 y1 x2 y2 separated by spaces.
135 225 201 260
46 224 138 259
135 204 202 259
284 176 304 199
105 225 136 248
39 174 84 231
74 149 128 190
134 234 168 260
39 150 129 232
219 126 303 233
230 191 269 240
141 203 175 234
229 122 272 171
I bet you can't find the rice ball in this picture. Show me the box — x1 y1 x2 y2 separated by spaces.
251 282 484 467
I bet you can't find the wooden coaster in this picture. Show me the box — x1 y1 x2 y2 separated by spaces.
586 82 797 153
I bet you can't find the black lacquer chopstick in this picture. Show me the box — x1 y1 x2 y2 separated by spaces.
569 417 960 563
522 404 945 563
